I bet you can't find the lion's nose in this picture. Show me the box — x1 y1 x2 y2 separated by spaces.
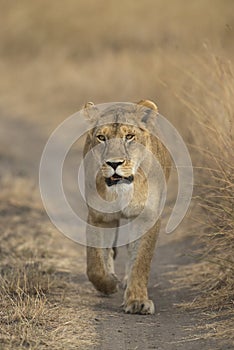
106 160 124 170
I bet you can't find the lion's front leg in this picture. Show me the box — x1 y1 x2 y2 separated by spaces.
86 215 119 295
123 221 160 314
87 247 118 295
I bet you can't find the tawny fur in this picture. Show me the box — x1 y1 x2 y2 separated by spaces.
83 100 171 314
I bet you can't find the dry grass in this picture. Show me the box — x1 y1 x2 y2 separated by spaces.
177 53 234 310
0 177 99 349
164 53 234 341
0 0 233 128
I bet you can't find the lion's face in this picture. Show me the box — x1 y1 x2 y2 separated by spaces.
83 101 160 195
90 122 151 188
83 100 170 220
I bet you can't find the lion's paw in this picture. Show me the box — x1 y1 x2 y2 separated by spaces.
88 272 119 295
124 299 155 314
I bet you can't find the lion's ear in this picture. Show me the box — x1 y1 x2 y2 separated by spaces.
83 101 99 122
84 101 95 109
137 99 158 125
137 99 158 113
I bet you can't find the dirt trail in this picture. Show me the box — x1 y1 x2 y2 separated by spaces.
1 117 230 350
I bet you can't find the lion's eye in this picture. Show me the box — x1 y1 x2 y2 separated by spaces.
125 134 135 141
97 134 106 142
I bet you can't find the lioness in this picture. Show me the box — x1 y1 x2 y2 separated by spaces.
83 100 171 314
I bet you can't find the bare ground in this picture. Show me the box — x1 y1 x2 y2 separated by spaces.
0 116 233 350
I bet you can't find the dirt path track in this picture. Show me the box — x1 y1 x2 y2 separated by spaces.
81 237 217 350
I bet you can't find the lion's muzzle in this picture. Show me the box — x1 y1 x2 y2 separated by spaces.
102 158 134 187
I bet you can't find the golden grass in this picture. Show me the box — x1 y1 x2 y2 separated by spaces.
0 0 233 128
179 53 234 310
0 177 99 349
163 53 234 341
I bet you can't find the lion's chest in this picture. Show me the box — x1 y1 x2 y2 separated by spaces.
104 182 147 219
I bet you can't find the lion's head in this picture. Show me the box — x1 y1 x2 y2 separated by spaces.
83 100 160 191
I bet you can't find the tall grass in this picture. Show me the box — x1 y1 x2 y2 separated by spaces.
176 52 234 311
